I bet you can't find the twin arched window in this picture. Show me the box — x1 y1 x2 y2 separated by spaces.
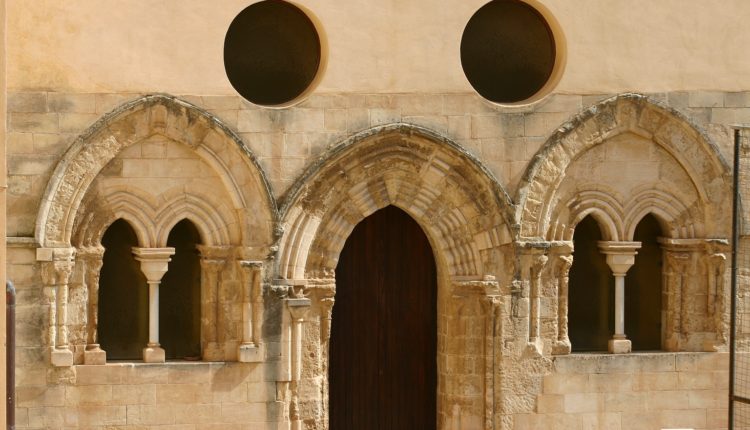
568 214 664 352
98 218 202 360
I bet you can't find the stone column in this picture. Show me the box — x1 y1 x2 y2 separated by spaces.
518 246 547 353
598 241 641 354
238 260 264 362
319 297 335 346
132 247 175 363
551 244 573 355
79 246 106 365
38 247 76 367
287 297 311 430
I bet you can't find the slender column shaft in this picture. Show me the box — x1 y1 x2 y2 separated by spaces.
557 256 573 342
56 282 69 348
148 281 160 346
45 287 57 347
614 274 626 338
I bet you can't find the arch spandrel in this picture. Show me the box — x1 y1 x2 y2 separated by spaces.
517 93 732 241
277 123 515 281
36 94 277 250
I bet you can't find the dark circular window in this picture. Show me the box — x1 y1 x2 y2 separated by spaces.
461 0 557 104
224 0 322 106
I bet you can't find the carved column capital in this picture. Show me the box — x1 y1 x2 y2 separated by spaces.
554 254 573 277
39 251 76 286
597 241 641 276
132 247 174 282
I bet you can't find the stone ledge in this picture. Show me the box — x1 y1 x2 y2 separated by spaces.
552 352 728 374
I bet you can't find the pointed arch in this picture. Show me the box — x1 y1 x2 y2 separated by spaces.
35 94 277 248
277 123 515 280
516 93 731 241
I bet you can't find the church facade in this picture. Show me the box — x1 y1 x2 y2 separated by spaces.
7 0 747 429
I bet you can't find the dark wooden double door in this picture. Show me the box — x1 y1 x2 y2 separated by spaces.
330 206 437 429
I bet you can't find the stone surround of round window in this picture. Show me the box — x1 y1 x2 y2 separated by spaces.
460 0 566 105
224 0 326 107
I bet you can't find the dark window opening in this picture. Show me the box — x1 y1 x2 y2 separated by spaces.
160 219 202 360
569 215 614 352
626 214 663 351
224 0 322 106
99 219 148 360
460 0 556 103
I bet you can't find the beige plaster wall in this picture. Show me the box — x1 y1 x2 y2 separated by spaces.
8 0 750 95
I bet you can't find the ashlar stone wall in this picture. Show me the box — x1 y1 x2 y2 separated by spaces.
6 90 744 429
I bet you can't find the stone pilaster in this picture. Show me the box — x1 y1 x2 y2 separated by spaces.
132 247 174 363
518 245 548 354
660 238 705 351
452 277 501 429
704 240 730 350
237 259 264 362
197 245 229 361
598 241 641 354
38 246 76 367
78 246 106 365
286 297 311 430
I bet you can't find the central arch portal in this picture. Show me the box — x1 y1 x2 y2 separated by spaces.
329 205 437 429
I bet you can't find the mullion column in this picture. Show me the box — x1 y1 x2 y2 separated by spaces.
132 247 175 363
598 241 641 354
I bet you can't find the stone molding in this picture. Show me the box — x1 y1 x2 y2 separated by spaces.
34 94 277 249
516 93 732 242
276 124 514 280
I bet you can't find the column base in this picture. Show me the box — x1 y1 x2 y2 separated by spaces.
143 346 165 363
51 347 74 367
608 338 632 354
84 344 107 365
238 343 264 362
202 342 223 361
552 339 572 355
523 338 544 357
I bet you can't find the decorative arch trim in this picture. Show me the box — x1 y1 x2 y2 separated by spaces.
277 123 515 280
516 93 730 240
35 94 277 248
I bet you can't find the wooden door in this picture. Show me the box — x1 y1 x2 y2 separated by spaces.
329 205 437 430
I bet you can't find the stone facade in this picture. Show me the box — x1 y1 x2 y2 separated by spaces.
5 88 744 430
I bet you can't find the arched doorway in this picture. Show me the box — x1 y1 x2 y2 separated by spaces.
329 205 437 429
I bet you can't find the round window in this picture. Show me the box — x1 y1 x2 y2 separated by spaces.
224 0 322 106
461 0 559 104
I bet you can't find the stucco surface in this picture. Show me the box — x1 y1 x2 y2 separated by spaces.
8 0 750 95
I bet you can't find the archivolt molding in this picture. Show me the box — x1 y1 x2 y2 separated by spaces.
276 123 515 280
516 93 731 241
72 186 238 248
36 94 277 248
549 185 704 241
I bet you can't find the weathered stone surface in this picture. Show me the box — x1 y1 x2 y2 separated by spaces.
8 90 740 430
